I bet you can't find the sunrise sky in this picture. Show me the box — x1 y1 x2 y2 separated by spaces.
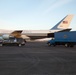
0 0 76 30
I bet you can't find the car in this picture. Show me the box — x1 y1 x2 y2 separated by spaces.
0 37 26 46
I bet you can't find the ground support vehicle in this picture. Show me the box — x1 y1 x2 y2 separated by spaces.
47 31 76 47
0 37 26 47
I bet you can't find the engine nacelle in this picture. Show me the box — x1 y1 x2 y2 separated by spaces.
21 35 30 40
0 36 3 40
2 34 10 39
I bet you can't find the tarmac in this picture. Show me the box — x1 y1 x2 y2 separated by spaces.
0 42 76 75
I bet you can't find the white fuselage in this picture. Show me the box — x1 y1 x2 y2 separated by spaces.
22 30 59 36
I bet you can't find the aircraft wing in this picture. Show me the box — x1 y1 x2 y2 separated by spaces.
47 28 72 37
10 30 23 38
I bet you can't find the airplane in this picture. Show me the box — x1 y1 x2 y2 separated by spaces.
0 14 74 41
21 14 73 40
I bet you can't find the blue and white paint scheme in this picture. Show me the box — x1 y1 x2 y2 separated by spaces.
21 15 73 40
0 15 74 40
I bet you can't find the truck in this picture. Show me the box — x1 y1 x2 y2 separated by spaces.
0 36 26 46
47 31 76 47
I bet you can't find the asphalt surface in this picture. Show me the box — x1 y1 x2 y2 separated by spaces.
0 42 76 75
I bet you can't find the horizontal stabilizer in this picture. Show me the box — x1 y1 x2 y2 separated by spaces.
48 28 71 37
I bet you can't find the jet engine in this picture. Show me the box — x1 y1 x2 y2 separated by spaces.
2 34 14 40
2 34 10 39
21 35 30 40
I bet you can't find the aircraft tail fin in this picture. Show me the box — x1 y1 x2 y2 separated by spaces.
51 15 74 30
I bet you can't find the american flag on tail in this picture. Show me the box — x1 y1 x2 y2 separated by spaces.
63 21 68 24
